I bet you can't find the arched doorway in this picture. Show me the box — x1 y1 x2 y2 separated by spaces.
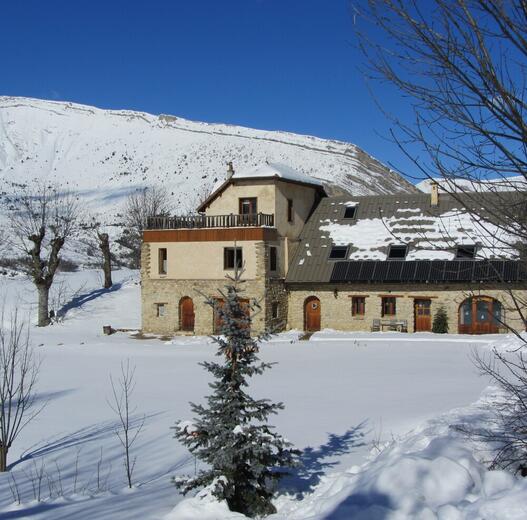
213 298 250 334
458 296 503 334
179 297 195 332
304 296 321 332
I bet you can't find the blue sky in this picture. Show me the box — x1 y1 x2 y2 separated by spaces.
1 0 417 179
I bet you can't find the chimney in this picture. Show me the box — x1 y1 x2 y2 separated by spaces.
226 161 234 179
430 181 439 207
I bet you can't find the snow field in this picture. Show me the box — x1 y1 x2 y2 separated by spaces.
0 270 524 519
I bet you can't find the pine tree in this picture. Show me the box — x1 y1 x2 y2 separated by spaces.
432 306 449 334
173 270 298 518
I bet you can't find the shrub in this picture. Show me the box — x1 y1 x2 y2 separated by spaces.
432 306 449 333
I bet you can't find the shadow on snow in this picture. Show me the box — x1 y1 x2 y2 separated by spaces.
280 422 396 519
57 283 122 319
9 413 159 471
281 421 369 498
0 502 63 519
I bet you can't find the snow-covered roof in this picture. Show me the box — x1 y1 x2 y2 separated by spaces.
286 191 525 284
231 162 324 187
197 162 325 211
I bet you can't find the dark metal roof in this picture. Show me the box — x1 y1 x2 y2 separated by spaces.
286 191 526 284
329 260 527 284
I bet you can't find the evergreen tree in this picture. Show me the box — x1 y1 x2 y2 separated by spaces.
173 270 298 518
432 306 449 334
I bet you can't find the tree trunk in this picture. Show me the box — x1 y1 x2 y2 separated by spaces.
0 445 8 472
98 233 113 289
37 284 50 327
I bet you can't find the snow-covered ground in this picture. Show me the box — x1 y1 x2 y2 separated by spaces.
0 271 525 519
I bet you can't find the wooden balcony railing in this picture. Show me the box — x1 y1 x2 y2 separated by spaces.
146 212 275 230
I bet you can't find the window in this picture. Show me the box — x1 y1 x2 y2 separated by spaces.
156 303 166 317
239 197 257 215
456 245 476 259
271 301 279 319
224 247 243 269
381 297 397 317
344 206 357 219
388 245 408 259
287 199 294 223
352 296 366 317
329 246 348 260
158 248 167 274
269 246 278 272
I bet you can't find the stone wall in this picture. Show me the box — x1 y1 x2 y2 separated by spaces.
287 283 527 333
141 240 288 335
143 239 525 336
265 279 288 332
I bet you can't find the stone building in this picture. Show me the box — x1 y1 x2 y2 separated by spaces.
141 163 527 335
141 163 325 335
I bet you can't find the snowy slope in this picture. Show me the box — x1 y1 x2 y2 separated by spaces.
417 177 527 193
0 96 416 224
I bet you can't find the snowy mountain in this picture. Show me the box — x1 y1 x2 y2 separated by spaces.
417 177 527 193
0 96 415 221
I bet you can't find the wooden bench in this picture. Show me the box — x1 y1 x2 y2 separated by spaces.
371 319 408 332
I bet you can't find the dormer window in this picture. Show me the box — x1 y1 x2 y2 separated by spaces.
329 246 348 260
388 245 408 259
344 206 357 219
456 245 476 259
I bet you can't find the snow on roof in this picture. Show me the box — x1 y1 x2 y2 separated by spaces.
286 192 524 284
320 210 513 261
231 162 323 187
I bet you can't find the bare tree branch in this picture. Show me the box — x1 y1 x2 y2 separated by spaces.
0 308 44 471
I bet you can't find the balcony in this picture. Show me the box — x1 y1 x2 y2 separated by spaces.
146 212 275 230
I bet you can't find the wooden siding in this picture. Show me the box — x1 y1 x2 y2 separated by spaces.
143 227 278 243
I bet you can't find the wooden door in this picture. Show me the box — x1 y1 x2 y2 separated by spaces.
213 298 250 333
473 297 498 334
458 297 500 334
414 299 431 332
304 297 321 332
213 298 225 334
180 297 195 332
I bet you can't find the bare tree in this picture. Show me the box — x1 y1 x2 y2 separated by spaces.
353 0 527 469
108 360 144 488
353 0 527 246
81 220 114 289
8 184 80 326
97 230 113 289
119 186 172 268
182 179 215 215
0 309 43 472
455 347 527 476
353 0 527 325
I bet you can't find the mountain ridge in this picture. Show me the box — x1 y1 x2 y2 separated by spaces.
0 96 417 256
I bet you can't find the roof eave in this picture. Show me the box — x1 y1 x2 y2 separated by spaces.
196 175 326 212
